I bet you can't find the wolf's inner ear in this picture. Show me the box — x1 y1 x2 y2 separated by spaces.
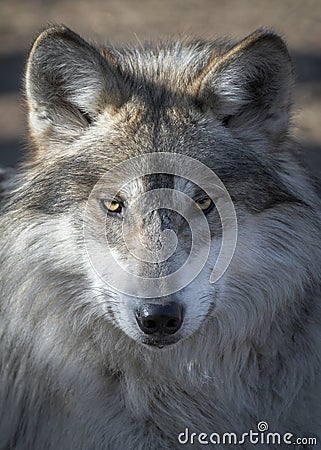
26 25 124 147
194 29 294 143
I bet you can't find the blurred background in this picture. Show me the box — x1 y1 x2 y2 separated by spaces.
0 0 320 178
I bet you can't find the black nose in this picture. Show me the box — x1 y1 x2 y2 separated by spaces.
135 302 183 336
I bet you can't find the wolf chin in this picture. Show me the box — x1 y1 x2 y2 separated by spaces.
0 25 321 449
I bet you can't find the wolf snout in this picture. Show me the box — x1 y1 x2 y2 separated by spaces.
135 302 183 336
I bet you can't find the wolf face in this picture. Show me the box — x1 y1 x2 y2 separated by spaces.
82 154 229 347
21 25 320 350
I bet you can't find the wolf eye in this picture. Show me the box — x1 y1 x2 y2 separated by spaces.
195 198 214 214
101 199 123 214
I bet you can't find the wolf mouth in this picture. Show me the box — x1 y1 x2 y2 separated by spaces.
141 337 180 348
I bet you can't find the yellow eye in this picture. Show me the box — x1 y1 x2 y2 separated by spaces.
195 198 214 213
101 199 123 214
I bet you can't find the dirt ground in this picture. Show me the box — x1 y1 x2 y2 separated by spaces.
0 0 320 177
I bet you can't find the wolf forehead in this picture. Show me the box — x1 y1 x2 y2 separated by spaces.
102 40 225 97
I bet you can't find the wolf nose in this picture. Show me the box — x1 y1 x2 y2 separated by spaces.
135 302 183 335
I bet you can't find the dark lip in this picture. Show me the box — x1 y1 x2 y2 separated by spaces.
141 337 180 348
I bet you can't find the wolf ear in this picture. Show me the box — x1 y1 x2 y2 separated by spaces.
195 29 294 143
25 25 123 148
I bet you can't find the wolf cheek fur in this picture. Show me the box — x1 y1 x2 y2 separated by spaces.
0 25 321 449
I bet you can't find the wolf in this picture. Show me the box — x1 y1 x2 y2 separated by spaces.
0 25 321 449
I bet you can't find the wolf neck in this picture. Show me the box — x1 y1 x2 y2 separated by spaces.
105 313 319 430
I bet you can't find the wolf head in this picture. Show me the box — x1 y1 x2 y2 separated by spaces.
22 25 319 351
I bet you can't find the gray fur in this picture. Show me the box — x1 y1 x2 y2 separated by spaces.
1 25 321 449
